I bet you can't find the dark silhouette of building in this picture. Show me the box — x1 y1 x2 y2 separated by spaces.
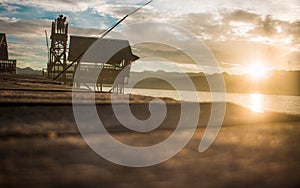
47 15 69 83
0 33 16 74
46 15 139 93
0 33 8 61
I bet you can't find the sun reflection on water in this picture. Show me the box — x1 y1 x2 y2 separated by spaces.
250 93 264 113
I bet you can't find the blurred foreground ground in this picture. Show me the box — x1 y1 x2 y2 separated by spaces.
0 75 299 187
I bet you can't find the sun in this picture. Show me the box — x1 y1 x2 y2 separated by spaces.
247 63 268 80
276 26 282 33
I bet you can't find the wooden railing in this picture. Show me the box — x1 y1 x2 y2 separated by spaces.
0 60 17 74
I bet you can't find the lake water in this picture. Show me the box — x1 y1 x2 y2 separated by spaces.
125 89 300 115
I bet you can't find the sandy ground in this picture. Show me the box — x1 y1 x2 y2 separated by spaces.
0 75 300 187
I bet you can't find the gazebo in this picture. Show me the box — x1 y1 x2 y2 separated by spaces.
68 36 139 93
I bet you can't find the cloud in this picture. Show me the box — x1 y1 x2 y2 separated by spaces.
0 16 19 23
0 1 87 12
222 9 260 23
0 17 51 38
2 0 300 21
289 21 300 43
0 0 299 71
1 3 19 12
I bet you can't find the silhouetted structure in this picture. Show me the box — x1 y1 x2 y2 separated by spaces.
69 36 139 93
0 33 16 74
57 15 67 34
46 15 139 93
47 15 69 84
0 33 8 60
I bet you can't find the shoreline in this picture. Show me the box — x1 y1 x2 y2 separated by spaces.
1 74 299 137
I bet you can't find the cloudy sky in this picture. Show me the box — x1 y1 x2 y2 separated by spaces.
0 0 299 74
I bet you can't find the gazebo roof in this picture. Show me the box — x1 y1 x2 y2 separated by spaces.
68 35 139 65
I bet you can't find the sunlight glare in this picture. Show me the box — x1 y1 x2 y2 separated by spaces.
276 26 282 33
247 63 268 80
250 93 264 113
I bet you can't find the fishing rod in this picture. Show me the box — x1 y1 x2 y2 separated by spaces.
44 30 50 64
54 0 153 80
